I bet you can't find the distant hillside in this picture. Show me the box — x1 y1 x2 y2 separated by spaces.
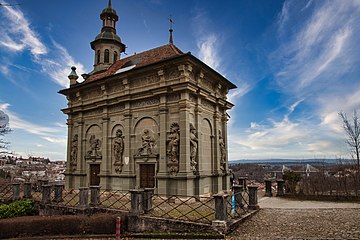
229 159 354 165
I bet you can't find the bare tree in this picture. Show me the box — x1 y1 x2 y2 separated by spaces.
339 110 360 170
0 125 11 153
0 110 11 153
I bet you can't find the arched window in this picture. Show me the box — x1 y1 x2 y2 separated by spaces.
113 51 118 62
97 50 100 64
104 49 109 63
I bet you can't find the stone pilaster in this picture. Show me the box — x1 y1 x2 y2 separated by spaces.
123 108 132 174
158 95 168 175
179 93 190 174
78 114 85 173
101 109 110 175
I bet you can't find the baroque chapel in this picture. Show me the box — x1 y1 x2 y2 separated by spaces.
59 0 236 196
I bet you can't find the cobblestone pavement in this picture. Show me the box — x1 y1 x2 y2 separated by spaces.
227 197 360 240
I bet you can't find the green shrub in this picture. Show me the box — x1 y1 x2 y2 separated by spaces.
0 200 38 219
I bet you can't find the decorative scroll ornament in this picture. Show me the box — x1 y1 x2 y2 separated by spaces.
70 134 78 172
167 122 180 176
189 123 198 174
113 129 124 173
219 130 226 172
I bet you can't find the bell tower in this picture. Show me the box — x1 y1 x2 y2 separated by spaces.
90 0 126 72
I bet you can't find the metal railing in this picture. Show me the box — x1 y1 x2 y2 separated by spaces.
0 183 12 202
227 189 250 220
145 194 216 224
0 182 259 226
98 190 131 211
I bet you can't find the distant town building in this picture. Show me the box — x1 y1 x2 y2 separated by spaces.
59 1 236 196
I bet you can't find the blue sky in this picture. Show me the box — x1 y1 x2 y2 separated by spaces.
0 0 359 161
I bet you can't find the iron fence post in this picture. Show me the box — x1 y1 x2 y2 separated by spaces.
53 183 64 202
248 185 259 210
42 184 51 204
89 185 101 207
264 179 272 197
12 183 21 201
130 189 144 216
78 187 89 209
276 179 285 196
23 182 32 199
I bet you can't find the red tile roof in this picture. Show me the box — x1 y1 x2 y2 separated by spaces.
85 44 184 83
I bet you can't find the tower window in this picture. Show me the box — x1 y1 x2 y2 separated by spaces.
104 49 109 63
97 50 100 64
114 51 118 62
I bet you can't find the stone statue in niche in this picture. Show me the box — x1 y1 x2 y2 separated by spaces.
189 123 198 174
113 129 124 173
136 129 155 155
167 122 180 175
70 134 78 171
87 134 102 158
219 130 226 172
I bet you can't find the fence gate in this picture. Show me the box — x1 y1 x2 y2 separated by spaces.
140 164 155 188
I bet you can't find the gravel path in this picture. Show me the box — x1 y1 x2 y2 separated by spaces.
227 197 360 240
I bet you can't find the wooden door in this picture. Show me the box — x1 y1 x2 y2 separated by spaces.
90 164 100 186
140 164 155 188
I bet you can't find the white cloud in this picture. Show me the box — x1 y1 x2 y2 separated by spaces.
0 103 62 136
192 9 223 73
288 99 303 115
0 65 10 76
0 2 47 56
319 89 360 134
273 0 360 94
227 83 251 103
197 34 221 71
239 116 308 150
0 3 86 88
240 0 360 160
42 137 67 145
35 40 86 87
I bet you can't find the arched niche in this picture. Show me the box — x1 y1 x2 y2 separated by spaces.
85 124 102 158
133 117 159 155
201 118 213 171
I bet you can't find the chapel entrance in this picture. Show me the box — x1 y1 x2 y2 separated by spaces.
90 164 100 186
140 164 155 188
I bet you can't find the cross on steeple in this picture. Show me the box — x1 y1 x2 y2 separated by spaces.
169 15 174 45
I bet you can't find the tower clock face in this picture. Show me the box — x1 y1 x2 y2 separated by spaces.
0 110 9 127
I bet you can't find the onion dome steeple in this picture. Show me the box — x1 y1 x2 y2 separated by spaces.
90 0 126 73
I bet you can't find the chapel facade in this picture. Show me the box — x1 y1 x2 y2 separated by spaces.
59 0 236 196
